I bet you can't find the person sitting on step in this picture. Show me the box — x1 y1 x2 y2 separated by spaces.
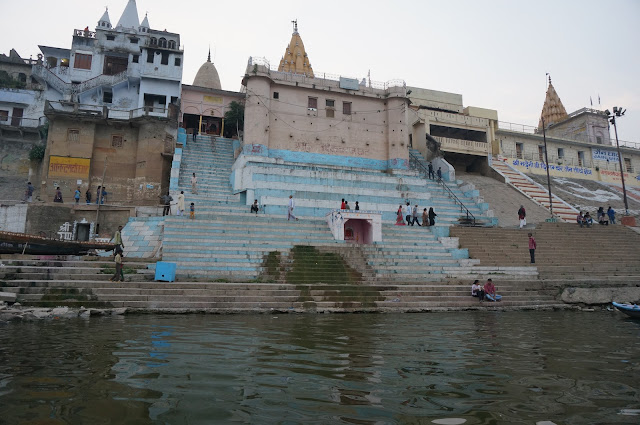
471 280 485 301
483 279 502 302
583 212 593 228
251 199 260 214
577 212 584 228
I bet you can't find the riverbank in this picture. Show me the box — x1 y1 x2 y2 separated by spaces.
0 301 589 322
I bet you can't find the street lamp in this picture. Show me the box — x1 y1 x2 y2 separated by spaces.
604 107 629 215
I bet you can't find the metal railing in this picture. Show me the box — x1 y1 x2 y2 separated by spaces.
0 115 46 128
74 29 96 39
408 150 476 226
247 56 406 91
498 120 640 150
32 65 131 96
46 101 174 120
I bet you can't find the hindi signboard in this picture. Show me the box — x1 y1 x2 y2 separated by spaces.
592 149 619 162
48 156 90 179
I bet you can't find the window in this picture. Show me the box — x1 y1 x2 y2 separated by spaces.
273 92 279 99
577 151 585 167
111 135 123 148
516 143 523 159
106 35 115 41
103 56 128 75
557 148 564 158
161 52 169 65
147 51 154 63
168 40 176 49
624 158 633 172
130 38 139 44
308 97 317 109
73 53 92 70
159 38 167 48
538 146 545 161
132 55 139 63
174 57 181 66
103 91 113 104
0 110 8 122
150 37 157 45
596 136 603 144
343 101 352 115
67 129 80 142
326 99 334 108
18 73 27 83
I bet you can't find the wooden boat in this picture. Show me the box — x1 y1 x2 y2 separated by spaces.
0 231 116 255
612 302 640 319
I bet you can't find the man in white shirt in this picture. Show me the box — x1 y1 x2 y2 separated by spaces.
404 202 412 226
288 195 298 221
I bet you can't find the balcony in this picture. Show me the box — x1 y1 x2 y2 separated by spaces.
45 101 179 121
73 29 96 39
434 136 489 156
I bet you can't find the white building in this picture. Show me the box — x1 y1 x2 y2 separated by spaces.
32 0 183 117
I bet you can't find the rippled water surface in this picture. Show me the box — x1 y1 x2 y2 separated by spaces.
0 311 639 424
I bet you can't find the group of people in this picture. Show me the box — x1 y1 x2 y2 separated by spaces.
396 202 437 227
426 162 443 181
578 206 616 227
160 190 195 219
471 279 502 302
49 185 108 205
340 199 360 211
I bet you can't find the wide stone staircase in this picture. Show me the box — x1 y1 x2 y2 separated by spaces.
491 157 578 222
451 222 640 297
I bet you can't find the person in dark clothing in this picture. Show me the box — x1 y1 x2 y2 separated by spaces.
160 192 173 216
528 233 536 264
405 202 412 226
428 207 437 226
518 205 526 228
96 186 101 205
85 188 92 204
428 162 434 180
355 201 360 211
436 167 442 180
251 199 260 214
53 187 63 203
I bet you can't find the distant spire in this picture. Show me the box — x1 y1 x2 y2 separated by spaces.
117 0 140 30
538 77 568 130
208 46 211 63
140 12 150 31
98 7 111 28
291 19 298 34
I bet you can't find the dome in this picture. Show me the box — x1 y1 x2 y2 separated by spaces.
193 53 221 90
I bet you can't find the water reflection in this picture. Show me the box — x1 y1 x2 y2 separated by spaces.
0 312 639 424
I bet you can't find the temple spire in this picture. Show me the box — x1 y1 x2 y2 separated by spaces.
278 20 314 77
116 0 140 30
208 46 211 63
538 75 568 130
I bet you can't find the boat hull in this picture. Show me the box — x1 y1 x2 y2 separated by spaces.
0 231 116 255
612 302 640 319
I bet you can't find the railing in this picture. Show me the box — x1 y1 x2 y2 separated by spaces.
32 65 132 95
0 116 46 128
74 29 96 38
247 56 406 92
32 64 69 94
144 39 184 52
433 136 489 156
498 120 640 150
46 101 174 120
408 150 476 226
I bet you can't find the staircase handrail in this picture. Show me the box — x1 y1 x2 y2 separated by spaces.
409 150 476 225
32 64 70 94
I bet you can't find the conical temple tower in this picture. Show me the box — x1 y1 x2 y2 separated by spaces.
278 20 314 77
538 76 568 130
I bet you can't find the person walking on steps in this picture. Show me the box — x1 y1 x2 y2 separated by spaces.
192 127 197 141
528 233 536 264
96 186 101 205
24 181 35 203
422 208 429 227
405 202 412 226
428 162 435 180
411 204 421 226
113 225 125 252
396 205 405 226
160 191 172 216
177 191 185 216
287 195 298 221
428 207 437 226
437 167 442 180
74 187 81 204
607 206 616 224
191 173 198 194
190 202 195 219
111 248 123 282
518 205 526 228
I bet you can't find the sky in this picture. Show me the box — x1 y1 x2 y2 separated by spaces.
2 0 639 142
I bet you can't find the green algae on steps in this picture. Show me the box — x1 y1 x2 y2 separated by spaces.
22 287 114 308
265 246 384 309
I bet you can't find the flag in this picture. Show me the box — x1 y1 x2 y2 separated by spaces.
590 97 593 106
598 95 600 105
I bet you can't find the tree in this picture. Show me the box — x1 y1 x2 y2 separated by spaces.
224 101 244 138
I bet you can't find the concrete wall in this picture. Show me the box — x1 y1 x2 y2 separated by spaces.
42 116 175 205
243 69 409 171
0 203 27 232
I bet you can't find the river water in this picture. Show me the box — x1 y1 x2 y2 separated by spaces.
0 311 639 425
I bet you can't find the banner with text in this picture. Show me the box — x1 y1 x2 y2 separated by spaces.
592 149 619 162
48 156 90 179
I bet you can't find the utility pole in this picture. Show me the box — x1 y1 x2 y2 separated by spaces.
606 107 629 215
541 117 554 218
93 156 108 240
